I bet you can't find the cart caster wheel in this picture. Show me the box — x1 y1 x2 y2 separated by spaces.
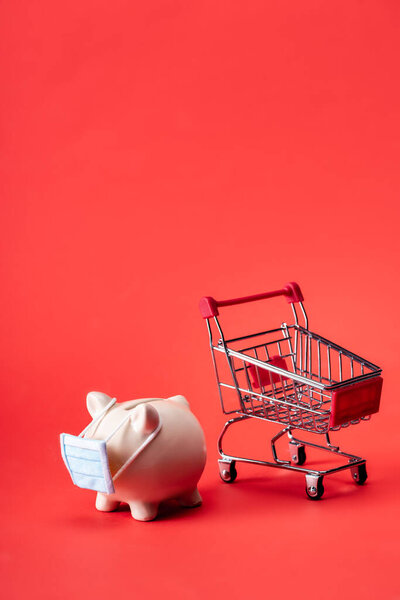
351 463 367 485
289 442 306 465
305 476 324 500
219 460 237 483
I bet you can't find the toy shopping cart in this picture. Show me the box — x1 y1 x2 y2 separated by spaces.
199 282 383 499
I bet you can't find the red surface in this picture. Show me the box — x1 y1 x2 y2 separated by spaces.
1 1 399 599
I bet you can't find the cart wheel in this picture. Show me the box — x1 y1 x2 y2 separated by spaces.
351 463 368 485
289 442 306 466
219 461 237 483
305 476 324 500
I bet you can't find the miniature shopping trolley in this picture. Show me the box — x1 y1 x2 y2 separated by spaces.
199 282 383 499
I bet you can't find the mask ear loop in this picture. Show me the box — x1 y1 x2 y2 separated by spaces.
77 397 162 483
79 397 117 438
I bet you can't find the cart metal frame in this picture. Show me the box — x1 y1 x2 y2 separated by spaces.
199 283 382 499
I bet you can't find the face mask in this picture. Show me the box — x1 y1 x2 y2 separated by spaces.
60 398 162 494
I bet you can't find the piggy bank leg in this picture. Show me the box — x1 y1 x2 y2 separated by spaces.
178 487 202 508
128 500 159 521
95 493 120 512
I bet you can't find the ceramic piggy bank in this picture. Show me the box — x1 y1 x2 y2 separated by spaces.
60 392 207 521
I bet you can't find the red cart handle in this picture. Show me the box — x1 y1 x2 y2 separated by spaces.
199 282 304 318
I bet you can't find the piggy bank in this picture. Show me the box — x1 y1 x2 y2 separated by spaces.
61 392 207 521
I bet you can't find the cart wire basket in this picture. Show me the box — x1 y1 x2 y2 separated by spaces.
199 282 383 499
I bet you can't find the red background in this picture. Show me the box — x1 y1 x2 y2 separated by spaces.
1 1 399 598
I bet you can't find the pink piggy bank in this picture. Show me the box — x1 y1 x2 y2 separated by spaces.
62 392 207 521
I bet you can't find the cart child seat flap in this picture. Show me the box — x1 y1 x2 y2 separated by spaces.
247 355 288 389
330 376 383 427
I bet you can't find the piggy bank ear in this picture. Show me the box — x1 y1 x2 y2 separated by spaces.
86 391 114 418
167 395 190 408
130 404 160 435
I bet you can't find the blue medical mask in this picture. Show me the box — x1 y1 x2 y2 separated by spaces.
60 398 162 494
